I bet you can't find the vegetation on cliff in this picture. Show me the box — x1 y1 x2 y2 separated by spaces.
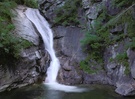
0 0 37 68
54 0 81 26
81 0 135 74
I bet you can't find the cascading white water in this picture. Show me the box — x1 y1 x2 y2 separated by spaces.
25 8 60 83
25 8 86 92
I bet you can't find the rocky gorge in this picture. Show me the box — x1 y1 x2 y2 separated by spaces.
0 0 135 96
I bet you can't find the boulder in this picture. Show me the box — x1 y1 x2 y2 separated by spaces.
115 83 135 96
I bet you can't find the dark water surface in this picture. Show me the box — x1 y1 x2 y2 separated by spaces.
0 84 135 99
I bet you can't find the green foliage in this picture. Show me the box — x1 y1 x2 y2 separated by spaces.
81 0 135 74
7 0 38 8
115 53 128 64
81 31 101 45
113 0 134 7
80 60 97 74
127 37 135 50
23 0 38 8
81 30 104 64
0 0 33 67
80 55 102 74
91 0 101 4
110 53 130 75
54 0 81 26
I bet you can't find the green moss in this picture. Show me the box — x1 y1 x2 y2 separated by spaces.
8 0 38 8
110 53 130 75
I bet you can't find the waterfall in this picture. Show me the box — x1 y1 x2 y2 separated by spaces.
25 8 60 83
25 8 86 92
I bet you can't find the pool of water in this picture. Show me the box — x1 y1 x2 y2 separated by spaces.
0 84 135 99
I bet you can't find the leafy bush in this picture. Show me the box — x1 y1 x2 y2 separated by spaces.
80 54 103 74
110 53 130 75
6 0 38 8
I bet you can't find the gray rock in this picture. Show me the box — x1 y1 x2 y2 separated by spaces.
0 6 49 92
20 47 41 60
85 3 102 20
58 66 83 85
110 25 124 34
127 49 135 79
104 0 121 16
12 6 40 45
38 0 64 23
53 26 86 62
82 0 92 9
62 60 72 71
115 84 135 96
38 0 135 96
53 26 86 84
83 71 111 84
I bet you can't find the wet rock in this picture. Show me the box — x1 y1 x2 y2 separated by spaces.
57 55 84 84
58 66 83 85
62 60 72 71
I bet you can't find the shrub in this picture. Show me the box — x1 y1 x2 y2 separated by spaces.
81 0 135 74
0 0 34 68
54 0 81 26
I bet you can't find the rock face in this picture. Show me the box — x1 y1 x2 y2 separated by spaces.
1 0 134 96
53 26 86 85
12 6 40 45
127 49 135 79
0 6 49 92
39 0 135 96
